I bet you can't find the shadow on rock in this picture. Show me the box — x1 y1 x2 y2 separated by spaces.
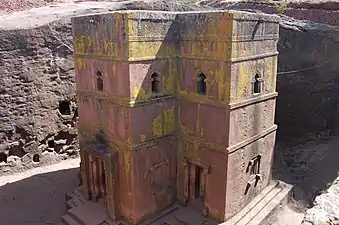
0 167 79 225
273 134 339 209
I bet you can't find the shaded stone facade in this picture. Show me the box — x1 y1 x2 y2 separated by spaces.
72 10 280 224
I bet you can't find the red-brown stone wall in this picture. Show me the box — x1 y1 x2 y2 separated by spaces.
130 99 176 145
116 150 133 222
180 140 228 221
229 99 276 146
224 132 276 220
130 137 177 222
75 58 130 99
179 99 230 146
129 60 176 101
179 59 231 102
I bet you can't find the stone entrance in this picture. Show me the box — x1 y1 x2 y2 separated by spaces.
80 149 118 221
87 153 106 201
184 160 210 216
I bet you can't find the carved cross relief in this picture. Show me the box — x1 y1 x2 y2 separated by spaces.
245 154 262 195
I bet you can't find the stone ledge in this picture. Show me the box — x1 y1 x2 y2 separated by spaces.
221 180 293 225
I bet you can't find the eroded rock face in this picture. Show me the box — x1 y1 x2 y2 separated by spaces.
204 0 339 26
276 17 339 141
0 21 78 174
301 176 339 225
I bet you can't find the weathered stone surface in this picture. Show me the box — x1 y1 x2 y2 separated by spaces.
276 17 339 141
204 0 339 26
206 1 339 141
301 176 339 225
73 9 279 224
0 0 211 174
0 20 78 174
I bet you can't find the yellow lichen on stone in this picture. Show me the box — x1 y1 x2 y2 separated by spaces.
123 149 131 187
152 113 163 137
163 107 175 134
235 64 249 101
184 150 200 161
180 124 193 135
76 58 85 71
132 84 152 101
74 36 91 55
163 69 177 94
152 106 176 137
128 41 174 60
103 40 117 58
212 66 230 102
140 135 147 143
74 35 119 58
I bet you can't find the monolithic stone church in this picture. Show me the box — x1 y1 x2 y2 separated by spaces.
64 9 291 225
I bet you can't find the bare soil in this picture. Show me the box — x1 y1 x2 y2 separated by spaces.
0 158 80 225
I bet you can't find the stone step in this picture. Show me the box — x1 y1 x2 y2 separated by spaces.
62 214 82 225
67 200 109 225
139 204 179 225
66 189 87 209
66 199 80 209
73 188 86 202
221 180 293 225
247 182 292 225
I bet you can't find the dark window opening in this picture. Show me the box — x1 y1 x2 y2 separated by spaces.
197 73 207 95
96 71 103 91
254 73 261 94
151 72 160 94
0 152 7 163
58 101 71 115
47 139 55 148
195 166 204 199
33 154 40 163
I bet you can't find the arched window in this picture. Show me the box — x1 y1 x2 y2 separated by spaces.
253 73 261 94
197 73 207 95
151 72 160 94
96 71 103 91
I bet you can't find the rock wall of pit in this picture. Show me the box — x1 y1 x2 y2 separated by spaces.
0 20 78 174
276 17 339 141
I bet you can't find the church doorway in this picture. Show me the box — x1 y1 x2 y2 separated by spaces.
88 154 107 201
187 163 206 214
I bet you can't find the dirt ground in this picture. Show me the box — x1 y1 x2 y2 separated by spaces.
0 158 80 225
